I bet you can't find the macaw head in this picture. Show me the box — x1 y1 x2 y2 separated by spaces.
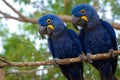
71 4 99 30
38 14 66 38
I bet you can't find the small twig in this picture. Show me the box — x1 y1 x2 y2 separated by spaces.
0 50 120 68
0 10 23 21
1 0 38 23
0 0 120 29
5 69 44 74
2 0 27 20
0 58 12 65
0 10 37 23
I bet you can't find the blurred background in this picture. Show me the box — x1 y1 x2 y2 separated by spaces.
0 0 120 80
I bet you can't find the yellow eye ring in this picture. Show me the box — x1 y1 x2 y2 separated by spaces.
81 9 85 14
47 19 52 24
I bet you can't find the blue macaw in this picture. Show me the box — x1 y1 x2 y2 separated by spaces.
71 4 118 80
38 14 84 80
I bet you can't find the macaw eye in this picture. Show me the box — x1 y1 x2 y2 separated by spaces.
47 19 52 24
81 9 85 14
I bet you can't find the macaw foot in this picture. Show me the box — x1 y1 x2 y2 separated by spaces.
86 53 93 63
53 58 59 67
109 49 115 58
78 54 84 62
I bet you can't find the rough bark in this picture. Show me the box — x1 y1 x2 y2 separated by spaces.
0 50 119 68
0 69 5 80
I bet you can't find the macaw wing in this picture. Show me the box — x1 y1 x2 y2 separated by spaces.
101 20 118 75
48 38 55 58
68 29 82 53
79 29 85 53
101 20 118 50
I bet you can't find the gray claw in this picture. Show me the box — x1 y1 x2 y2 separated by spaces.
109 49 115 58
53 58 59 67
78 54 84 62
86 53 93 63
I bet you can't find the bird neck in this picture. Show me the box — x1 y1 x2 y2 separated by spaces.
84 19 102 32
49 28 68 39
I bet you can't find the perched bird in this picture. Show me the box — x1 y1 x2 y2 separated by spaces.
38 14 84 80
71 4 118 80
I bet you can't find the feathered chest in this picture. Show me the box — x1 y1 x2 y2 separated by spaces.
50 35 80 59
84 27 113 53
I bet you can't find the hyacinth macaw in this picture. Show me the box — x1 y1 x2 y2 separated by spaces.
71 4 118 80
38 14 84 80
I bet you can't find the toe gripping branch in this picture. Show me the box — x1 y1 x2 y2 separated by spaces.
78 54 84 62
109 49 115 58
86 53 93 63
53 58 59 67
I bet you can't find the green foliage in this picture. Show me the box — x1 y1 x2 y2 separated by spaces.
41 67 66 80
0 23 9 37
14 0 30 5
19 23 38 37
103 0 120 19
0 0 120 80
3 34 36 61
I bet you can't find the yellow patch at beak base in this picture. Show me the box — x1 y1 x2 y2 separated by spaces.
48 25 54 30
81 16 88 22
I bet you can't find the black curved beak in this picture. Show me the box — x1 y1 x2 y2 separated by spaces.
38 24 54 39
38 24 46 38
72 15 81 30
72 15 88 30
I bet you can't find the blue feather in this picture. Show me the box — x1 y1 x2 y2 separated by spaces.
38 14 84 80
72 4 118 80
101 20 118 50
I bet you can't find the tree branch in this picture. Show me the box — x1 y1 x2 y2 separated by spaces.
1 0 120 30
0 10 37 23
0 69 5 80
0 58 11 65
0 50 120 68
2 0 28 21
0 10 23 21
5 69 43 75
110 22 120 30
1 11 120 30
2 0 37 23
